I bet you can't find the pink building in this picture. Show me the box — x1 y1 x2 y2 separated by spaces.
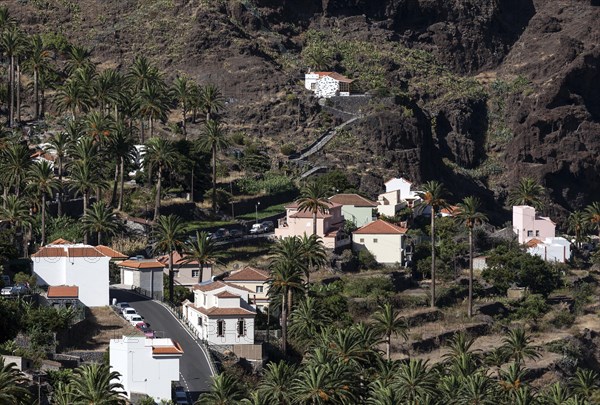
512 205 556 244
275 202 350 249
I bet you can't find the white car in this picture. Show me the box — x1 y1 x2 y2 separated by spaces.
122 308 138 320
129 315 144 326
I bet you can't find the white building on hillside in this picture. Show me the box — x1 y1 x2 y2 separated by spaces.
352 220 408 265
304 72 354 98
526 237 571 263
31 240 121 307
377 177 421 217
224 266 270 310
182 281 256 345
118 259 164 300
110 336 183 403
512 205 556 244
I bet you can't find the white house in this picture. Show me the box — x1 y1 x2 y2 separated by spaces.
526 237 572 263
512 205 556 244
157 251 213 289
224 266 270 310
110 336 183 403
377 177 421 217
182 281 256 345
304 71 354 98
31 241 117 307
118 259 164 300
352 220 408 265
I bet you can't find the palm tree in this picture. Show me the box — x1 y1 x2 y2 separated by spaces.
197 119 230 213
269 252 302 353
290 361 356 405
137 82 169 138
373 302 408 361
508 177 545 210
81 201 120 245
128 55 161 92
288 296 331 348
567 210 588 249
394 359 437 402
270 236 307 312
584 202 600 238
45 130 73 216
256 362 296 405
197 373 247 405
64 45 93 74
55 78 93 120
152 214 186 302
84 111 115 142
69 161 102 243
24 34 51 120
0 25 25 127
52 381 76 405
443 331 478 364
569 368 599 398
182 231 221 282
171 76 194 137
299 233 327 284
93 68 125 116
457 373 495 405
69 362 126 404
455 196 488 317
26 160 60 246
416 180 449 308
199 83 224 123
108 121 136 210
500 328 540 365
540 382 572 405
0 195 32 255
0 142 31 198
296 181 331 236
144 137 178 220
0 358 30 404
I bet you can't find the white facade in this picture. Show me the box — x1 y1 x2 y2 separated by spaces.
183 281 256 345
352 220 408 265
304 72 353 98
110 336 182 403
377 177 421 217
512 205 556 244
527 237 571 263
118 260 164 299
304 73 320 91
32 244 110 307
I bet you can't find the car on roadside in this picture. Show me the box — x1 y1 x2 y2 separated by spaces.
1 286 15 296
212 228 229 240
129 315 144 326
122 308 138 320
173 385 189 405
135 322 155 338
261 221 274 232
229 228 244 238
12 284 30 295
114 302 130 315
250 223 268 234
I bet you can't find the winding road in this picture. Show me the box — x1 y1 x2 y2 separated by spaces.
110 287 213 403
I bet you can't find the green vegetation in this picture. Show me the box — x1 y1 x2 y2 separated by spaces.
236 202 287 221
236 172 296 195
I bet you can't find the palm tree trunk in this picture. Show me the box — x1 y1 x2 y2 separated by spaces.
83 190 89 244
40 86 46 118
110 164 119 207
212 145 217 213
41 193 46 246
118 157 125 211
57 160 63 216
182 108 187 138
312 211 317 236
16 61 20 123
468 228 474 318
154 166 162 221
140 119 145 143
149 117 154 138
9 55 14 127
281 287 288 354
98 231 102 246
287 288 293 319
169 251 174 303
386 335 391 361
34 69 39 120
430 207 436 308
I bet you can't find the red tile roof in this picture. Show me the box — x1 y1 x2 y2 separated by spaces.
32 247 67 258
526 238 543 247
353 220 408 235
440 206 459 216
224 266 269 282
47 285 79 298
152 341 184 355
193 280 253 293
118 260 165 269
95 245 127 259
215 291 240 299
190 305 256 317
313 72 353 83
329 194 377 207
49 238 72 245
32 245 109 258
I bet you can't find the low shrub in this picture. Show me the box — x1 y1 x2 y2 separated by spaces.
343 276 395 298
358 249 378 270
280 143 296 156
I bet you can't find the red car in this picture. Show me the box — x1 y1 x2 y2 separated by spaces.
135 322 155 338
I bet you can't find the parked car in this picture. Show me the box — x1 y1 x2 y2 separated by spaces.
114 302 130 315
135 322 155 338
174 386 189 405
129 315 144 326
214 228 230 240
12 284 30 295
250 223 268 234
1 286 15 296
229 229 244 238
122 308 138 320
261 221 275 232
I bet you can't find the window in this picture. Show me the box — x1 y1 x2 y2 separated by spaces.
203 294 207 306
237 319 246 337
527 230 533 237
198 316 203 326
310 83 316 90
359 238 364 243
256 286 263 293
192 270 199 278
373 238 378 243
535 230 540 237
217 320 225 337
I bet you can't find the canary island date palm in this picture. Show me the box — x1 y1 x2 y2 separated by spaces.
24 34 51 120
26 160 59 246
508 177 545 211
81 201 120 245
256 361 296 405
0 141 31 197
144 137 178 220
152 214 186 303
45 130 73 216
288 296 331 348
108 121 136 210
55 78 93 120
137 81 169 138
182 231 222 283
584 202 600 239
296 181 331 236
500 328 540 365
373 302 408 360
69 362 126 405
569 368 599 398
198 83 224 123
171 76 194 137
299 233 327 284
567 210 588 249
196 373 247 405
1 25 25 127
197 119 230 213
0 357 30 404
416 180 450 308
455 196 488 317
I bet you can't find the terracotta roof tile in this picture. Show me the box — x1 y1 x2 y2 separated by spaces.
32 247 67 258
67 247 106 257
526 238 543 247
95 245 127 259
353 220 408 235
193 281 253 293
224 266 269 282
152 341 184 355
329 193 377 207
215 291 240 298
190 305 256 317
49 238 72 245
47 285 79 298
118 260 165 269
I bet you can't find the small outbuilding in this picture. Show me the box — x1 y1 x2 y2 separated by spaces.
118 260 164 300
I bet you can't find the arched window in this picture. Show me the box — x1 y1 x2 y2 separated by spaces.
237 318 246 337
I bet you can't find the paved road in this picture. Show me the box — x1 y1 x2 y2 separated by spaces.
110 287 213 402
